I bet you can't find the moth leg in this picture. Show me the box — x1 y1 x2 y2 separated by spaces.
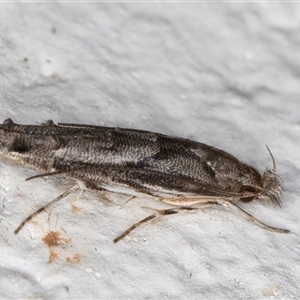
14 184 79 235
160 196 290 234
113 208 179 243
160 195 219 206
113 214 156 243
72 188 86 202
124 196 136 204
140 206 197 225
219 200 290 234
25 171 64 181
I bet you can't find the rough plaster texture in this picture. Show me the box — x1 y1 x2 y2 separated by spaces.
0 3 299 299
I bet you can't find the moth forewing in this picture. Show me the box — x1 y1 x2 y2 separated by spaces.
0 119 289 242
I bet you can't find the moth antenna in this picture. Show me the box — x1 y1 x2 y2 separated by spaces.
265 145 276 173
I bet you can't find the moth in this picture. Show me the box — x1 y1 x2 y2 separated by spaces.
0 118 289 243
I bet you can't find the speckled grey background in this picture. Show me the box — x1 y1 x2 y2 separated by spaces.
0 3 299 299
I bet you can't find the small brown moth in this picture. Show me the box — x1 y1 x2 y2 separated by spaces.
0 118 289 242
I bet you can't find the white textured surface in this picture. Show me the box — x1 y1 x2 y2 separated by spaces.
0 3 300 299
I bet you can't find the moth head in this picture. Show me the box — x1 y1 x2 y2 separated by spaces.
261 146 283 207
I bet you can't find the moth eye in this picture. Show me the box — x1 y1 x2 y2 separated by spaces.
240 196 257 203
241 185 260 194
238 185 260 203
3 118 14 125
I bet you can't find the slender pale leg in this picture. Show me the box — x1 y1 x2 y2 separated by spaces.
114 196 289 243
14 184 80 234
160 196 290 234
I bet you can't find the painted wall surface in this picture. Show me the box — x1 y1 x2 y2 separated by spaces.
0 3 299 299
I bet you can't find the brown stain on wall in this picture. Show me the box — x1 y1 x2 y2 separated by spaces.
66 254 81 263
42 231 72 263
